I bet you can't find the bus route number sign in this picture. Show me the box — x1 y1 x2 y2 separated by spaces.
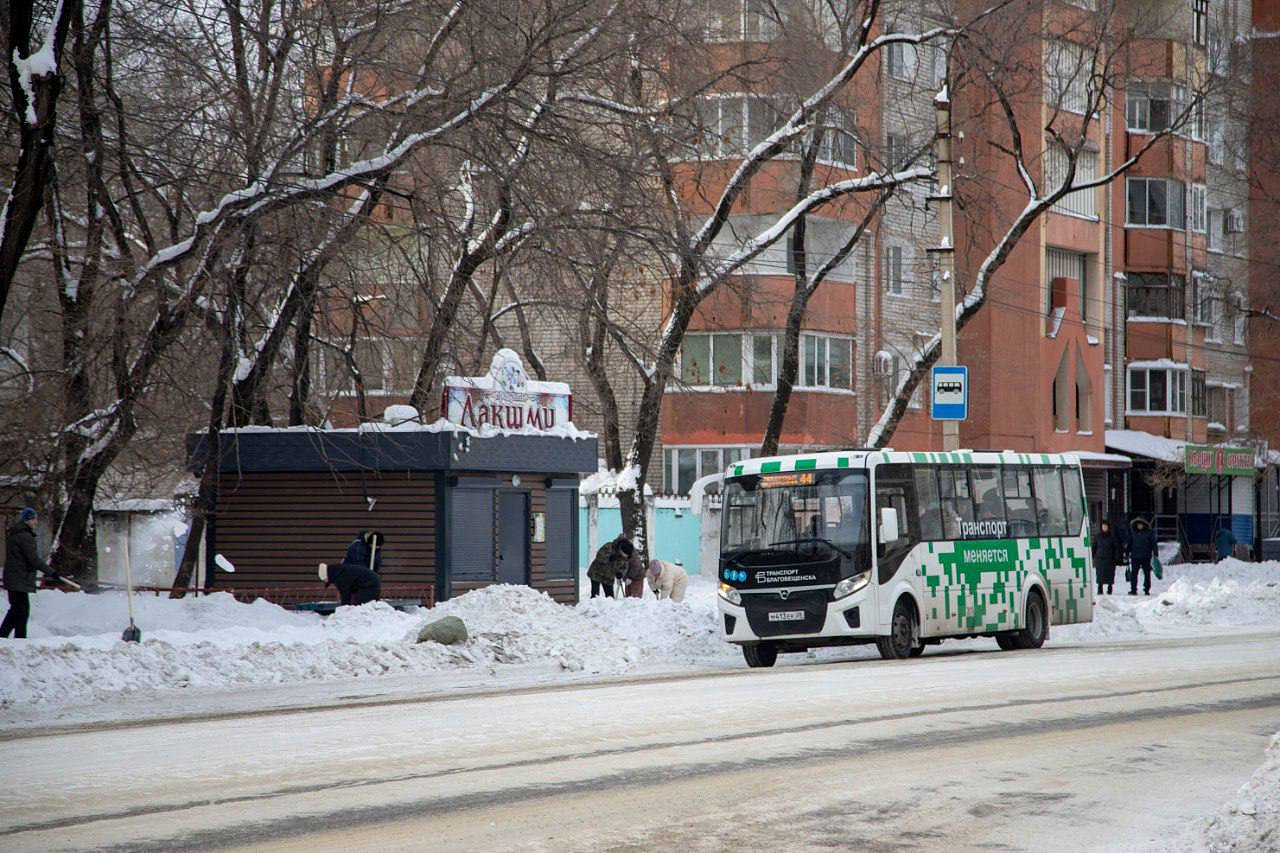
931 365 968 421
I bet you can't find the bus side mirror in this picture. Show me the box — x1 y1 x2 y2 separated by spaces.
880 507 900 544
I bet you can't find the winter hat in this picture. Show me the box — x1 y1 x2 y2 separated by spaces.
19 507 37 522
318 562 329 583
647 559 664 580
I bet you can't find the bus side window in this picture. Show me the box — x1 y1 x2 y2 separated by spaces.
914 468 943 540
1032 467 1069 536
938 468 974 537
971 466 1006 523
1003 467 1038 537
1060 467 1085 535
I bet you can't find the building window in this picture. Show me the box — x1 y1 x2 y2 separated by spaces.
704 0 781 42
1126 82 1188 133
1046 39 1090 114
885 132 909 168
1192 369 1207 417
885 245 906 295
800 334 854 390
695 95 795 159
666 446 753 495
1127 365 1188 415
1209 115 1226 165
1126 177 1185 228
1046 145 1098 218
1104 364 1113 425
1191 275 1219 337
885 40 917 82
680 332 742 386
817 107 858 170
1192 0 1207 46
751 333 776 385
1232 293 1247 345
1207 386 1229 430
1188 184 1207 233
1126 273 1186 319
1207 209 1225 253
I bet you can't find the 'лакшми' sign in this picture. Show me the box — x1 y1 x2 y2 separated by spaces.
1184 444 1255 477
443 349 571 432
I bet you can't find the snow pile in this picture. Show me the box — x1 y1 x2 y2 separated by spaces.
0 579 734 709
1055 559 1280 643
1179 731 1280 852
2 561 1277 711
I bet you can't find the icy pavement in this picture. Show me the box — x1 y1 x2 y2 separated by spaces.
1 559 1278 715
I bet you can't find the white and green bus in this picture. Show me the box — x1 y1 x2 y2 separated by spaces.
716 450 1094 667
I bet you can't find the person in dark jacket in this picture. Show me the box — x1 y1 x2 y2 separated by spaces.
1214 526 1237 561
1092 520 1121 595
1128 517 1157 596
3 508 54 638
344 531 384 574
586 536 627 598
318 561 382 606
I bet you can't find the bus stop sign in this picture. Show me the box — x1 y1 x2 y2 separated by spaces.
931 365 968 421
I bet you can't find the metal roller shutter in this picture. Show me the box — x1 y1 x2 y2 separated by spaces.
450 489 494 581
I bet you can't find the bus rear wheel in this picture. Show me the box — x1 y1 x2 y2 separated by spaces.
743 642 778 668
1013 591 1049 650
876 599 917 660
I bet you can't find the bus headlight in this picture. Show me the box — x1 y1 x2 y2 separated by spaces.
718 583 742 605
833 572 870 600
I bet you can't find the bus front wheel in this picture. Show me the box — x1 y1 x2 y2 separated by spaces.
743 642 778 668
876 599 917 660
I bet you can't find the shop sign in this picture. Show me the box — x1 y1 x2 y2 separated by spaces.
443 349 571 432
1184 444 1254 476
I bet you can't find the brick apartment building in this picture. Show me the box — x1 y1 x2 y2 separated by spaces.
655 0 1273 555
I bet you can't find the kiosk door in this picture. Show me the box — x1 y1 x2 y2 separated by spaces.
497 491 529 585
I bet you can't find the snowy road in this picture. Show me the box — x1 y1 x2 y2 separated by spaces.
5 631 1280 852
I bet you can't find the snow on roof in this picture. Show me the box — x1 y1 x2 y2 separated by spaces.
1105 429 1185 463
444 348 571 396
222 417 594 441
94 498 180 513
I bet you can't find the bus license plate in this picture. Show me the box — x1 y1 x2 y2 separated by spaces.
768 610 805 622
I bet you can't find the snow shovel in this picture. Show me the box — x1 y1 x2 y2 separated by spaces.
367 531 380 573
1152 557 1163 581
39 571 81 591
121 540 141 643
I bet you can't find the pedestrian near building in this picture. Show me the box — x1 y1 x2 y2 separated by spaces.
345 530 384 574
3 508 54 639
318 560 382 606
647 559 689 602
1214 526 1237 562
1092 519 1121 595
586 536 626 598
1128 517 1156 596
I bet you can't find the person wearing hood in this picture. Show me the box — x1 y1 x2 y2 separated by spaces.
647 559 689 602
1128 516 1157 596
344 530 384 574
318 559 382 606
3 508 57 638
1091 519 1121 595
620 539 647 598
586 535 628 598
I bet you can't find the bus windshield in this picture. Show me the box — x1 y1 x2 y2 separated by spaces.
721 471 870 568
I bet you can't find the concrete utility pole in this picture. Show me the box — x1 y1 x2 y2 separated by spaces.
933 89 960 452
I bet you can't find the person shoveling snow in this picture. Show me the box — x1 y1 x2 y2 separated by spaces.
318 561 381 606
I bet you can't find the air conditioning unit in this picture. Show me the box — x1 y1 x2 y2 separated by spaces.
874 351 895 376
1226 209 1244 233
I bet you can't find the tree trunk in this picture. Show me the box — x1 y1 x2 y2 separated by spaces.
761 287 808 456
